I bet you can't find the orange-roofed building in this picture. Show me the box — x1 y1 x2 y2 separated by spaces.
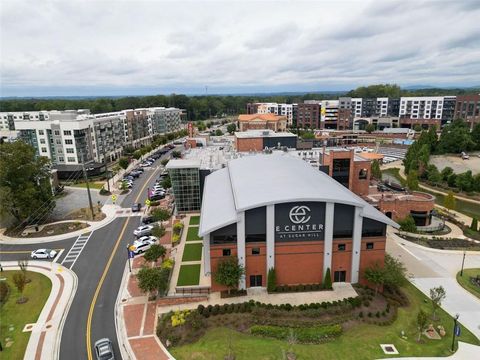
237 114 287 132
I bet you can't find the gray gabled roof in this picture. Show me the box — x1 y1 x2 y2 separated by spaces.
199 154 398 236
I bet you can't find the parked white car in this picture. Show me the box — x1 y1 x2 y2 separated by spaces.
131 237 158 254
133 225 154 237
31 248 57 259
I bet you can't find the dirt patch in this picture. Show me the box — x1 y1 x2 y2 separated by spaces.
14 222 90 238
62 205 106 221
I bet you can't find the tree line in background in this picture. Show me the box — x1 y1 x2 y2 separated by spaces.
403 119 480 194
1 84 478 121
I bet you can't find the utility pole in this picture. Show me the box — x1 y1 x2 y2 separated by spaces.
460 250 466 276
81 156 95 220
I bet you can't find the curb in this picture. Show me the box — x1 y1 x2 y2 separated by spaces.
115 261 135 360
53 266 78 360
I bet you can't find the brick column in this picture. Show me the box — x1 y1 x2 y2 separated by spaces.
203 233 211 275
351 206 363 283
266 205 275 273
237 211 246 290
323 202 334 276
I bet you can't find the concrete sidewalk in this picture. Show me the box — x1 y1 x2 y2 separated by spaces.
382 341 480 360
2 261 77 360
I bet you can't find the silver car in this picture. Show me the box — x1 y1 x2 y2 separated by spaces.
94 338 114 360
31 248 57 259
133 225 154 237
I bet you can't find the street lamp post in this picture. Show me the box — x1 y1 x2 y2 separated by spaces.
451 313 460 352
460 251 466 277
127 244 132 272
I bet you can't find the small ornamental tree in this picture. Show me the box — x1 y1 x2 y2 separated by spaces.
364 262 384 295
13 272 28 303
470 218 478 232
417 310 428 342
152 208 171 222
161 175 171 189
171 150 182 159
383 254 406 289
215 129 223 136
323 267 332 290
137 267 169 298
398 215 417 233
226 123 236 134
267 268 276 292
371 160 382 180
161 158 169 167
444 191 456 212
406 169 419 191
429 286 446 320
119 157 129 170
133 150 142 160
214 256 245 294
365 124 375 133
143 244 167 264
151 225 166 239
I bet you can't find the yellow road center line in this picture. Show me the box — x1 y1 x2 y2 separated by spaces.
0 248 63 254
86 164 161 359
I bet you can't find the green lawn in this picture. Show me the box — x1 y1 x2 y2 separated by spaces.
189 216 200 226
457 268 480 299
182 243 203 262
177 264 201 286
171 281 480 360
70 182 105 190
186 226 202 242
0 271 52 360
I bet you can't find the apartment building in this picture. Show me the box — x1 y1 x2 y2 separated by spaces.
297 101 321 129
398 96 444 129
454 94 480 129
321 100 339 130
2 106 186 174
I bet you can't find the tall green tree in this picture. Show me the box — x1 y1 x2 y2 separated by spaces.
119 157 129 170
406 169 419 190
371 160 382 180
364 262 384 295
0 141 54 225
437 119 474 154
444 191 456 212
214 256 245 294
226 123 237 134
143 244 167 264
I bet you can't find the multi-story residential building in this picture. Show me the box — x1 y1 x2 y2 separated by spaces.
441 96 456 126
3 106 186 176
399 96 444 129
454 94 480 129
246 103 295 126
321 100 339 129
297 101 321 129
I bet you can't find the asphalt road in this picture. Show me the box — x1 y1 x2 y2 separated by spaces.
0 237 76 263
59 149 172 359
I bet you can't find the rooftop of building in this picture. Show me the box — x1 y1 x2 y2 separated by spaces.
238 114 287 122
365 186 435 204
199 154 398 236
235 129 297 138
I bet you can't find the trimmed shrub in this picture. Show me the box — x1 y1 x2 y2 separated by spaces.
358 311 363 318
197 304 205 315
471 218 478 232
0 281 9 304
250 324 342 343
267 267 276 292
323 268 332 290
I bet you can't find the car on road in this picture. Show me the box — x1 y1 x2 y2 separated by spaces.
131 203 142 212
134 167 144 172
94 338 114 360
141 215 155 224
148 193 165 201
461 151 470 160
31 248 57 259
133 225 154 237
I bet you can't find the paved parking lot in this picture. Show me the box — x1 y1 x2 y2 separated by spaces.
51 187 107 220
430 153 480 174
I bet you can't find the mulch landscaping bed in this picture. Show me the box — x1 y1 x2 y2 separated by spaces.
397 233 480 251
157 285 399 348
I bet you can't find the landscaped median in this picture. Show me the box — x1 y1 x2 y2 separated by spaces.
0 270 51 359
182 243 203 262
177 264 201 286
161 282 480 360
456 268 480 300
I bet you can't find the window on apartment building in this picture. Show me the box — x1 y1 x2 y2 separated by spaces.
54 130 60 136
65 139 73 145
41 147 47 153
40 138 45 144
66 148 75 154
38 130 44 135
338 244 346 251
366 242 374 250
67 157 76 162
56 139 62 144
58 157 64 162
57 148 63 154
63 130 72 136
252 248 260 255
222 249 231 256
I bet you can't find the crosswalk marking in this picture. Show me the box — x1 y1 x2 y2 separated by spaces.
61 232 93 269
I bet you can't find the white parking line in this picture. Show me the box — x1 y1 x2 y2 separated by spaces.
61 232 94 269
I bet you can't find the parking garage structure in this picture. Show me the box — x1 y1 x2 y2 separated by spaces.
198 154 398 291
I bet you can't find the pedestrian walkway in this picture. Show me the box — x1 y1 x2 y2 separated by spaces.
61 232 93 269
1 261 77 360
382 341 480 360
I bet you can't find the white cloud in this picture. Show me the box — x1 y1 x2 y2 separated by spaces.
1 0 479 96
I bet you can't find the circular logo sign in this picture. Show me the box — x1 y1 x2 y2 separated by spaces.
289 205 311 224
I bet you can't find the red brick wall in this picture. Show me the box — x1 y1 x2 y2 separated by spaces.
359 236 386 286
245 243 267 287
210 244 237 292
352 161 371 196
332 239 353 282
275 241 324 285
378 196 434 224
236 137 263 152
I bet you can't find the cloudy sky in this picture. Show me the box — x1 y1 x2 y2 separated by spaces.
1 0 480 97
